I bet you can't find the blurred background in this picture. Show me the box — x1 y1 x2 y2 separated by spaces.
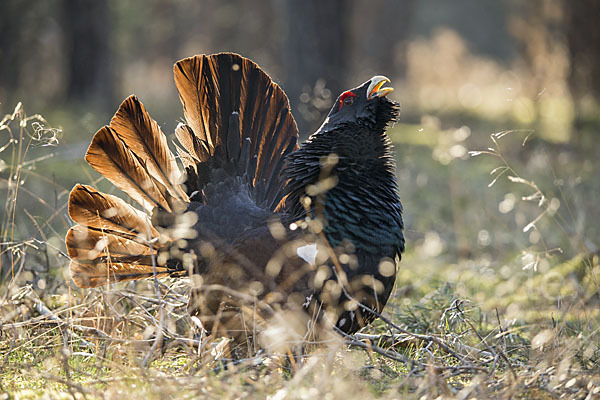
1 0 599 321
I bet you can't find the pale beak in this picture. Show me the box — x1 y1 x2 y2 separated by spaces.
366 76 393 100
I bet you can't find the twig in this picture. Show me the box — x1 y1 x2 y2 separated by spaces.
33 296 94 348
144 224 165 367
454 302 517 380
344 295 470 363
341 332 412 364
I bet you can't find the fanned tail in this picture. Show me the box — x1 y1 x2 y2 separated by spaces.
66 52 299 289
173 53 299 210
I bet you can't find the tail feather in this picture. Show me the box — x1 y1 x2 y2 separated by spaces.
173 53 299 209
109 96 188 202
174 123 206 164
175 143 197 171
265 137 298 210
69 260 179 289
68 184 159 240
67 186 183 288
85 97 186 213
67 225 154 260
85 126 172 212
66 225 177 288
226 112 241 162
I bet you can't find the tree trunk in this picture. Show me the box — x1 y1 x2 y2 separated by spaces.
352 0 415 80
62 0 113 108
278 0 351 135
563 0 600 112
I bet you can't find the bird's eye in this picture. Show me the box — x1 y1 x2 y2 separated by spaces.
338 91 357 110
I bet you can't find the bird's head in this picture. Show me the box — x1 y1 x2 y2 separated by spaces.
319 76 399 133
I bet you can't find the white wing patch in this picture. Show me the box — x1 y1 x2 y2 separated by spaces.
303 294 313 308
297 243 318 265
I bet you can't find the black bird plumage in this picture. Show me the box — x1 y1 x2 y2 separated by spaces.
282 79 404 333
66 53 404 343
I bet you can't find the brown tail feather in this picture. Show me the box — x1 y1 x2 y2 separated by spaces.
66 185 183 288
173 53 299 209
175 142 198 172
85 126 173 212
69 260 182 289
174 123 208 163
68 184 159 240
66 225 154 260
85 96 187 213
110 96 188 202
66 225 181 288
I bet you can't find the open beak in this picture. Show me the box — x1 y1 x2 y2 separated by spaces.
367 76 393 100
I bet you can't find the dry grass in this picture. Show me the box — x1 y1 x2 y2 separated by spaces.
1 83 600 400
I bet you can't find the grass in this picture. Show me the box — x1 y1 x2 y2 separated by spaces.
1 100 600 399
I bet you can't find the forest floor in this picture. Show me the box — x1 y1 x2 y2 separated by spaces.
1 104 599 399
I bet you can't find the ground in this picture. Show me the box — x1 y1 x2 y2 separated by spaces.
1 100 599 399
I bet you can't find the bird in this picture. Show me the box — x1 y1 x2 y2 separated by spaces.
66 53 404 347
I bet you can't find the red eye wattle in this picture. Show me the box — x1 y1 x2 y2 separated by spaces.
338 91 357 110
